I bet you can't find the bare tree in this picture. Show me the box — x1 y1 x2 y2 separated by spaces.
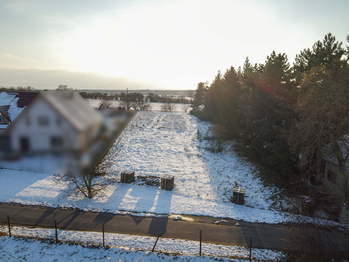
99 99 113 110
130 100 152 111
54 164 117 199
56 84 68 91
182 104 191 113
161 99 176 112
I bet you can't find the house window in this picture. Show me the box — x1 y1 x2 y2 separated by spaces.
38 116 49 126
51 137 63 148
328 170 337 184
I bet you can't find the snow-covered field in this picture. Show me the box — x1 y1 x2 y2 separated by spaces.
104 112 275 206
0 111 344 227
86 99 191 112
0 111 289 223
0 225 284 261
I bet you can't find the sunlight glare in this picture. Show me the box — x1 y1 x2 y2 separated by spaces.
56 0 290 88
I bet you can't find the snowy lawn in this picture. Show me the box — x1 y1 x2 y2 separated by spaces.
0 225 284 261
0 111 343 226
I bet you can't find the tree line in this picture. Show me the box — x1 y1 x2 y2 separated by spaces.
191 33 349 214
0 86 192 105
0 86 36 92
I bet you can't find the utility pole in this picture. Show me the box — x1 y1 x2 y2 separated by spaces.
126 88 129 110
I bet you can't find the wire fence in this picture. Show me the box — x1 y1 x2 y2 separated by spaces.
2 215 277 261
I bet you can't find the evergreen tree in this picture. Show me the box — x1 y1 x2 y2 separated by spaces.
288 61 349 201
293 33 346 85
192 82 207 108
204 71 223 121
239 52 297 179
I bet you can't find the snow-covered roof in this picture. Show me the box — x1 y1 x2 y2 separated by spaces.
40 91 102 132
0 92 39 123
0 105 10 122
0 92 21 122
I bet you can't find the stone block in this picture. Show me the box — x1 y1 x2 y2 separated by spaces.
232 187 245 205
121 171 135 183
161 175 174 191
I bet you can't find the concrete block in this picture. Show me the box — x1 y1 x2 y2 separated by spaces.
121 171 135 183
161 175 174 191
232 187 245 205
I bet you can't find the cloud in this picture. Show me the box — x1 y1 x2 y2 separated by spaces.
0 0 348 91
0 67 162 90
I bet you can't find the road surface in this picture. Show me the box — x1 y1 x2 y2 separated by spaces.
1 202 348 253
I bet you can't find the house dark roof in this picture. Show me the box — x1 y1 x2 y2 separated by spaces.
0 105 10 122
8 92 39 108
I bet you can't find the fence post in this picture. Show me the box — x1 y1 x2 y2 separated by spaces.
249 236 252 262
199 230 202 257
102 223 105 247
152 231 161 252
7 215 11 237
55 219 58 243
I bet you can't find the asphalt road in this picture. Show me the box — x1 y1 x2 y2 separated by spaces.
1 202 349 253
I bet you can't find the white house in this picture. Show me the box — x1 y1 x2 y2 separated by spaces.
3 91 102 155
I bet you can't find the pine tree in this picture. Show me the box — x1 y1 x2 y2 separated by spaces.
239 52 297 179
293 33 346 86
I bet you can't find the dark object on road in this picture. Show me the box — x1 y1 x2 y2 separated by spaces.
121 171 135 183
161 175 174 190
232 187 245 205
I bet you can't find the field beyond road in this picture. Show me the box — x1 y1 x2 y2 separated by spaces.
0 111 346 227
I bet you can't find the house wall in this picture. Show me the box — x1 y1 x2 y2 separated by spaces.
339 203 349 224
324 162 347 201
10 99 79 153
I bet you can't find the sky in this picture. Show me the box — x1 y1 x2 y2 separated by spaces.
0 0 348 90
